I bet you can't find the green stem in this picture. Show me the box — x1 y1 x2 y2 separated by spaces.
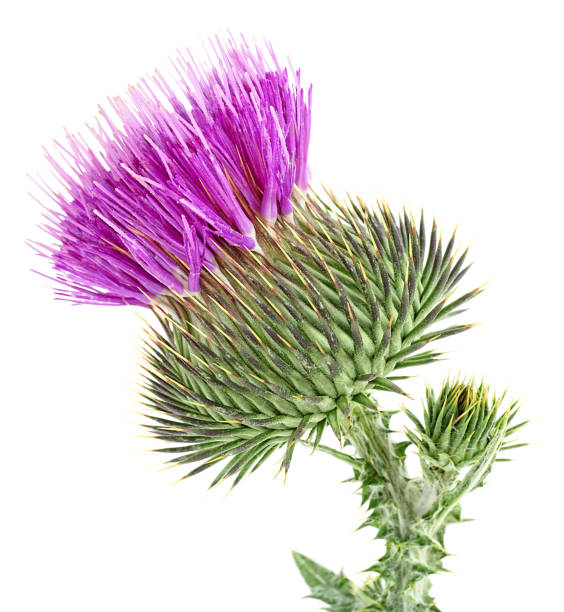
299 439 361 468
348 396 441 611
357 410 411 538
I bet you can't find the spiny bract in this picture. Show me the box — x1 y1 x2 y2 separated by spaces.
142 192 481 487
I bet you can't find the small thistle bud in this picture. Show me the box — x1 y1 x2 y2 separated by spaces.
405 378 522 483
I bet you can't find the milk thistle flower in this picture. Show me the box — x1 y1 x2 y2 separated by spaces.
32 36 525 612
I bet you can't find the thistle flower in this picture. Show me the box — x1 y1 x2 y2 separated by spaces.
32 37 311 304
31 38 525 611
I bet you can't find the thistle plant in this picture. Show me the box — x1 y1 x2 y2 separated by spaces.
31 35 525 611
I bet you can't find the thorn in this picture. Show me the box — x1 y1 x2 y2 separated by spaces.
170 473 189 486
159 462 179 472
208 476 228 491
224 484 236 498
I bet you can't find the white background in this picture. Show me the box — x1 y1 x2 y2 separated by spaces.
2 1 563 610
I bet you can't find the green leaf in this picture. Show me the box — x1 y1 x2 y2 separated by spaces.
292 551 357 609
292 551 344 591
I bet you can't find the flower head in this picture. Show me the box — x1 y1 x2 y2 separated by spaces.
32 36 311 304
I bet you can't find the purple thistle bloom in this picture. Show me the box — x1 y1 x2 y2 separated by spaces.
32 37 312 305
174 36 312 223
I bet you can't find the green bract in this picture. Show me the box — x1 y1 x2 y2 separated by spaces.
142 193 478 487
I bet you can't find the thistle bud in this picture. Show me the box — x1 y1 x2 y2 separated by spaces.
405 378 522 484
